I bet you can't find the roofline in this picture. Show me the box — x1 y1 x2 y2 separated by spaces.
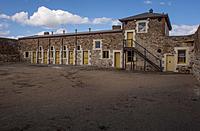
119 13 172 31
19 29 123 40
0 37 17 41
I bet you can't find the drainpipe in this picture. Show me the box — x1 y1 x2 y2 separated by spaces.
37 39 39 64
122 22 125 69
75 29 78 66
61 38 64 65
48 38 51 64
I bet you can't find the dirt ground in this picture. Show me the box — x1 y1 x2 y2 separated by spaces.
0 64 200 131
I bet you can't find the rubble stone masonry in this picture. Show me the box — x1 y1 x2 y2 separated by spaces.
193 26 200 81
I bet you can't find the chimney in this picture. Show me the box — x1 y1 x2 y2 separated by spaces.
112 25 121 30
89 28 91 32
149 9 153 13
44 32 49 35
51 31 54 35
63 30 65 34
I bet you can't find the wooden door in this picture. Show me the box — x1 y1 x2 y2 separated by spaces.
166 55 175 71
114 52 120 68
32 52 36 64
83 51 88 65
55 51 60 64
69 51 74 65
127 32 133 47
43 52 47 64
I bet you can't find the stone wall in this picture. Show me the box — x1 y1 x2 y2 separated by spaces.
0 38 20 63
193 26 200 81
123 17 195 73
19 31 123 67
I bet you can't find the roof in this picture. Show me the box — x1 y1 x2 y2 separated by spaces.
119 12 172 30
19 29 122 40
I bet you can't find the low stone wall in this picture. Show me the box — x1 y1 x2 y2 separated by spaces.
193 26 200 81
0 38 20 63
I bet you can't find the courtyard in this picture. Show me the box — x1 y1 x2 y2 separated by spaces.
0 64 200 131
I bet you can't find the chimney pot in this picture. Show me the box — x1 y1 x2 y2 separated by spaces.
112 25 121 30
149 9 153 13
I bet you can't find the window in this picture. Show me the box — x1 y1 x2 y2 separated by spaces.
63 46 67 58
77 45 80 50
127 51 134 62
50 46 54 58
38 46 42 59
136 20 148 33
24 52 29 58
93 40 102 50
178 50 186 64
95 41 101 48
102 51 109 58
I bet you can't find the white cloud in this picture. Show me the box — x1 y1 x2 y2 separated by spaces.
0 30 10 36
0 14 10 19
36 28 68 36
0 23 10 37
0 6 119 28
170 24 199 36
112 20 121 25
92 17 112 24
160 2 165 5
11 12 29 24
144 0 152 4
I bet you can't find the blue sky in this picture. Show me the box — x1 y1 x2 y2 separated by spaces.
0 0 199 38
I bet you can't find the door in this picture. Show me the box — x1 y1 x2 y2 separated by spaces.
83 51 88 65
166 55 175 71
32 51 36 64
55 51 60 64
69 51 74 65
43 52 48 64
127 32 133 47
114 52 121 68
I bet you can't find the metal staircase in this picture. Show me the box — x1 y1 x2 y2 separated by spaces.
123 39 163 72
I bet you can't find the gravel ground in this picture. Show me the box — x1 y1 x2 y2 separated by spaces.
0 64 200 131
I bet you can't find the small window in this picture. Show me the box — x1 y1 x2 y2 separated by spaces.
136 21 148 33
138 22 146 32
63 46 67 58
63 46 66 51
24 52 29 58
127 51 134 62
102 51 109 58
39 46 42 51
178 50 186 64
77 45 80 50
95 41 101 48
50 46 54 58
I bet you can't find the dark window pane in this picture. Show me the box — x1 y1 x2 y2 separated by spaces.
95 41 101 48
103 51 109 58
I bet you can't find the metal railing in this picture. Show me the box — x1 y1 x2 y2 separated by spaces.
123 39 162 71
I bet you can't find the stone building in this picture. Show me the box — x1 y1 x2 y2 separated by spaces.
0 37 20 63
193 26 200 81
18 9 197 73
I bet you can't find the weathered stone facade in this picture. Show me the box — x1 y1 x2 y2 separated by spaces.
18 10 198 73
0 38 20 63
19 30 123 67
122 15 195 73
193 26 200 81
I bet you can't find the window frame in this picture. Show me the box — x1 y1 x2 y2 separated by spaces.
93 39 102 50
177 49 186 64
102 50 110 59
63 45 67 59
136 20 149 33
24 51 29 58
